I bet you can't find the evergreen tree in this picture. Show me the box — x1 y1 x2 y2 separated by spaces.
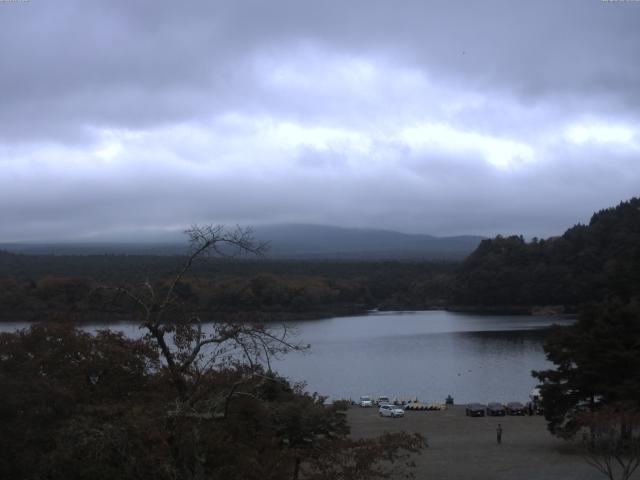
533 300 640 437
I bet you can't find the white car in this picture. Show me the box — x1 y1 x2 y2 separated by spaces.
359 395 373 407
378 404 405 418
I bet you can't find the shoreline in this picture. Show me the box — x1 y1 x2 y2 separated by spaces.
0 304 577 324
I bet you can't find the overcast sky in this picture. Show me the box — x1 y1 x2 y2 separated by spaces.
1 0 639 242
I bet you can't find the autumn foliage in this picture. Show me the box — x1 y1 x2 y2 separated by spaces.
0 323 425 479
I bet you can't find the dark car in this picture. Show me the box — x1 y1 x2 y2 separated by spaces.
506 401 525 415
486 402 506 416
465 403 486 417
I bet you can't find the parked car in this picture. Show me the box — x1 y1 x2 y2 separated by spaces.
379 404 405 418
359 395 373 407
376 396 391 405
465 403 486 417
486 402 506 416
506 401 525 415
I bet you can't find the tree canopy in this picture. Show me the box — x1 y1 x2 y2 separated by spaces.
533 300 640 437
452 197 640 308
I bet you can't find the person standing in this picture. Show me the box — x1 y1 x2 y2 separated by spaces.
496 424 503 444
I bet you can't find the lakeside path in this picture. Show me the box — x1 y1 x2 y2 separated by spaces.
347 405 616 480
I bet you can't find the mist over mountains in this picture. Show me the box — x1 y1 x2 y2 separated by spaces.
1 224 484 260
254 224 483 260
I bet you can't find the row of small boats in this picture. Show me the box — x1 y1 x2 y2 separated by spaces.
403 402 447 411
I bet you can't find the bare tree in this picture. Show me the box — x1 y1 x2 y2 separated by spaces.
106 224 303 401
578 407 640 480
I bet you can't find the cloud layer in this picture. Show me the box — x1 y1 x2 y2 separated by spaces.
1 0 639 241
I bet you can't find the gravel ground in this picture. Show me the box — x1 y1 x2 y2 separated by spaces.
347 405 621 480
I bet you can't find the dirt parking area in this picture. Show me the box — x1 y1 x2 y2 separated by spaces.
347 405 616 480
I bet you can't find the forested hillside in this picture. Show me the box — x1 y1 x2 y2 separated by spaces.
2 198 638 320
452 197 640 308
0 254 454 321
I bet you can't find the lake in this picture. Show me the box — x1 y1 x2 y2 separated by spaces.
0 310 574 405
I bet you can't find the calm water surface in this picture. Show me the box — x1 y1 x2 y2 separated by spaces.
270 311 574 404
1 311 574 404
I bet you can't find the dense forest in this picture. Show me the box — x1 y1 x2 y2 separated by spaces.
452 197 640 309
1 197 638 321
0 253 454 321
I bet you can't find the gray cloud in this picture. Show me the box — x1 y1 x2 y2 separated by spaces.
0 0 639 242
3 0 639 140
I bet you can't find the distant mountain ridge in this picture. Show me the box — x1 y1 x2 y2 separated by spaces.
0 224 484 260
254 224 483 260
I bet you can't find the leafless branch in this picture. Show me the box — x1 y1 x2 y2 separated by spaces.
97 224 300 402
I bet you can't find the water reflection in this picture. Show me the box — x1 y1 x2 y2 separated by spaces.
0 311 574 404
270 311 574 404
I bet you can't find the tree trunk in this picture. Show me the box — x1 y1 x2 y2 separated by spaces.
292 456 301 480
